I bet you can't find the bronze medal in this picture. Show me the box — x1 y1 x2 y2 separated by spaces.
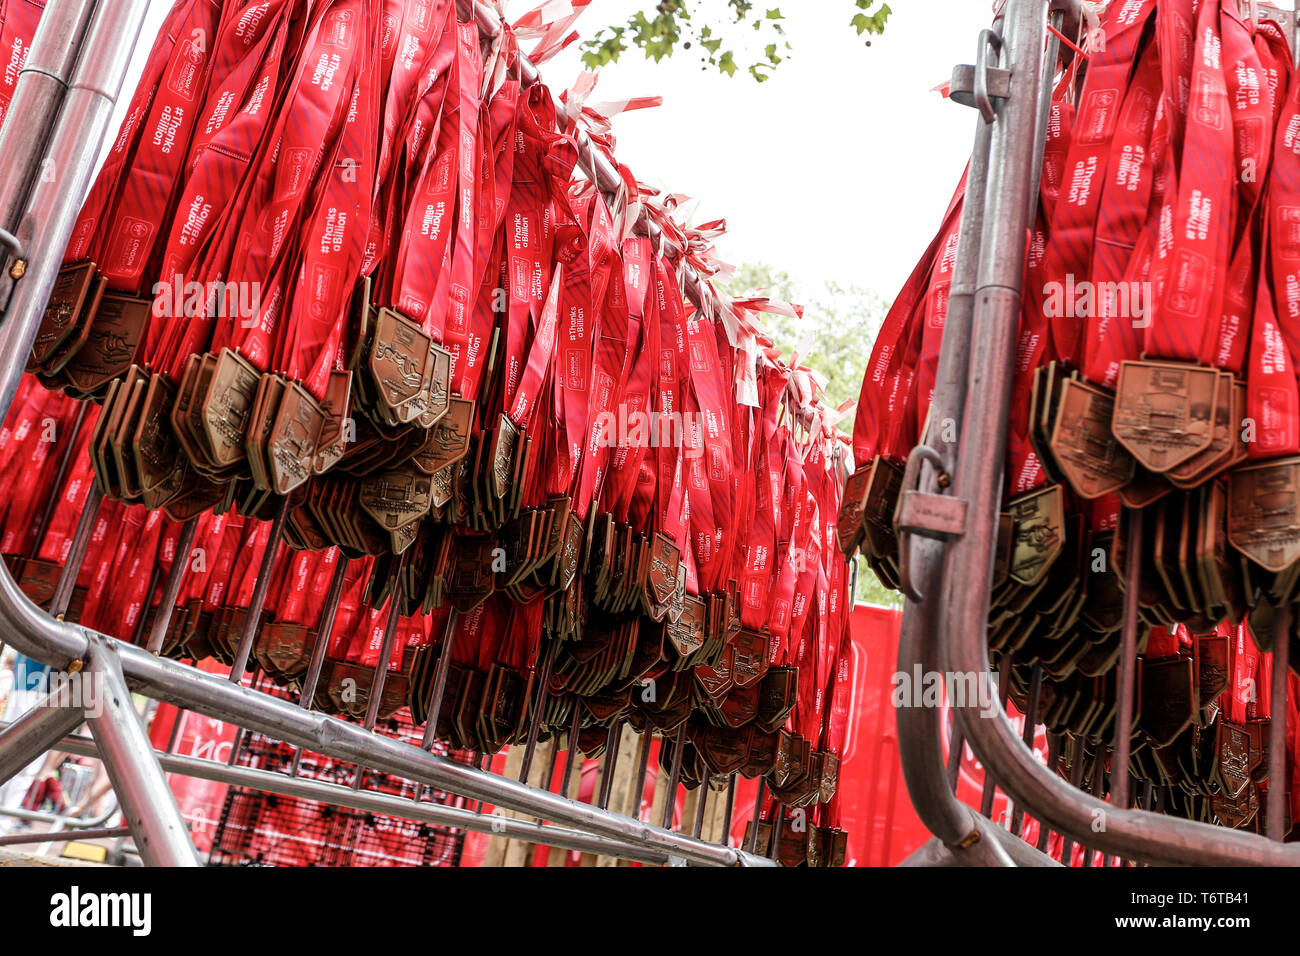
30 261 102 370
667 594 707 661
61 292 150 397
201 349 261 471
490 414 519 503
245 374 285 491
1227 457 1300 573
861 455 904 561
312 369 353 476
133 374 186 511
269 381 325 496
1112 360 1218 473
368 308 430 424
644 531 681 621
1006 484 1065 588
754 665 798 733
359 465 433 532
419 396 475 481
89 376 123 494
1139 655 1195 748
731 626 770 689
695 645 735 703
1168 371 1236 489
162 467 229 521
109 367 150 501
169 354 205 467
416 343 452 429
1049 377 1135 498
836 462 873 556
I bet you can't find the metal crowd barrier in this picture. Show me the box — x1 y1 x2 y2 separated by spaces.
894 0 1300 867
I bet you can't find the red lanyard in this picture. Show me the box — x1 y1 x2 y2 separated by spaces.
1043 0 1156 367
1146 0 1234 364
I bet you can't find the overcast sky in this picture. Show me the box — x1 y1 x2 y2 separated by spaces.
127 0 993 306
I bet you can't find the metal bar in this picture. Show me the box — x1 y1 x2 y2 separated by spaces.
631 729 652 821
46 733 677 866
517 643 553 783
1269 605 1292 841
0 0 96 237
288 555 348 779
1059 742 1084 866
1080 762 1106 867
48 483 101 620
1110 514 1142 813
144 517 197 655
0 801 117 828
945 720 965 794
721 773 736 847
130 566 161 646
0 825 129 847
559 703 582 799
1009 663 1042 836
979 654 1012 820
419 609 459 751
84 640 198 866
298 554 348 711
228 500 288 682
0 0 151 426
692 780 709 840
768 809 783 862
747 780 765 854
362 565 406 733
597 722 620 811
659 725 686 831
0 694 84 786
892 12 999 849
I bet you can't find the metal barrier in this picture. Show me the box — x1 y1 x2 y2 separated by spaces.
895 0 1300 867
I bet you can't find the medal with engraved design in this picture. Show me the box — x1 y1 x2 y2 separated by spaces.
60 292 151 397
489 414 520 503
1049 378 1135 498
836 462 873 555
1006 484 1065 588
30 261 102 369
367 308 431 423
359 465 433 532
415 342 452 428
1214 720 1253 800
1112 360 1218 472
861 455 904 560
1227 457 1300 573
667 595 706 660
731 627 770 689
200 349 261 470
269 381 325 496
1167 371 1236 488
312 369 353 475
414 396 474 479
133 374 186 511
643 532 681 620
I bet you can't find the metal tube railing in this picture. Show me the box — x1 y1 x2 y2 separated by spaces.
934 0 1300 867
42 733 680 866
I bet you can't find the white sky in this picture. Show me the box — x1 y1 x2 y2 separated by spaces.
128 0 994 306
